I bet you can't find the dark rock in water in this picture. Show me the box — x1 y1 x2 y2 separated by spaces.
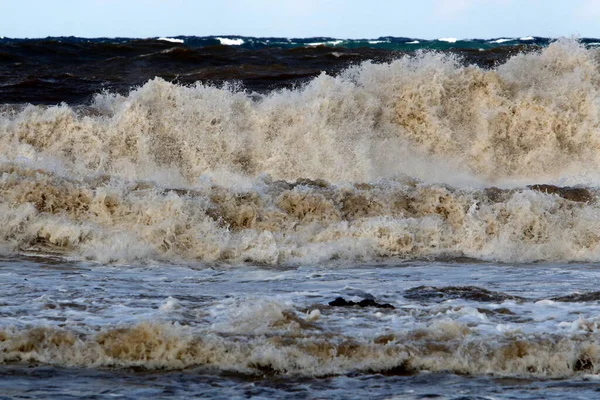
328 297 395 309
357 299 394 308
484 187 512 203
550 291 600 302
527 184 593 203
404 286 524 303
573 354 594 371
373 360 415 376
476 307 516 316
329 297 352 307
483 185 593 203
294 178 330 189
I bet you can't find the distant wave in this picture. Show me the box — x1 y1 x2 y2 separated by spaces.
216 37 244 45
489 38 514 44
307 40 343 46
157 37 184 44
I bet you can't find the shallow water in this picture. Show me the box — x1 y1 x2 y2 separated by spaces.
2 366 600 399
2 256 600 398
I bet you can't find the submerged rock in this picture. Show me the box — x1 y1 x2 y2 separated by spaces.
483 185 593 203
328 297 395 309
527 185 593 203
550 291 600 302
404 286 524 303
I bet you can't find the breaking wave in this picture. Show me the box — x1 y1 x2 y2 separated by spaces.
2 312 600 378
2 38 600 264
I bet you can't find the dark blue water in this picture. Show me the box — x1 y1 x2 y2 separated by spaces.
2 35 594 104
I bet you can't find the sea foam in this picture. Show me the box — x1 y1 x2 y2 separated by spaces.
1 39 600 264
157 37 184 44
216 37 244 46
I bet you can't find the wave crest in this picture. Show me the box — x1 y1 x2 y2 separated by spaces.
0 39 598 186
2 39 600 263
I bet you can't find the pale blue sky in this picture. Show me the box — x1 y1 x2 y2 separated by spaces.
1 0 599 39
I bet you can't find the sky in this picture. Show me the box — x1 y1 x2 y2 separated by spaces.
1 0 599 39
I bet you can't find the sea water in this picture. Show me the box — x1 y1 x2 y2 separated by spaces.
1 38 600 398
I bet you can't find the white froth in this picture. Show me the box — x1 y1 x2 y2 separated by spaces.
307 40 343 47
216 37 244 46
489 38 513 44
406 40 420 44
438 38 458 43
157 37 184 44
520 36 534 41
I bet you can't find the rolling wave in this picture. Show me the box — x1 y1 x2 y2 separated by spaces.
1 39 600 264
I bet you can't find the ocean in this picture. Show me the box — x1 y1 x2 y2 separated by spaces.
1 35 600 399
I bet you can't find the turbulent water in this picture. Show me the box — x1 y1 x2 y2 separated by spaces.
3 36 600 398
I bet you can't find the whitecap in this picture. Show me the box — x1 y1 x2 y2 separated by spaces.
406 40 420 44
520 36 534 41
307 40 343 47
216 37 244 46
438 37 457 43
489 38 513 44
158 37 184 44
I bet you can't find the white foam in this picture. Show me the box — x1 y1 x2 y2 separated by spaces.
520 36 534 41
216 37 244 46
406 40 420 44
307 40 343 47
490 38 513 44
2 39 600 264
368 40 387 44
159 296 180 311
306 309 321 321
438 38 457 43
158 37 184 44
